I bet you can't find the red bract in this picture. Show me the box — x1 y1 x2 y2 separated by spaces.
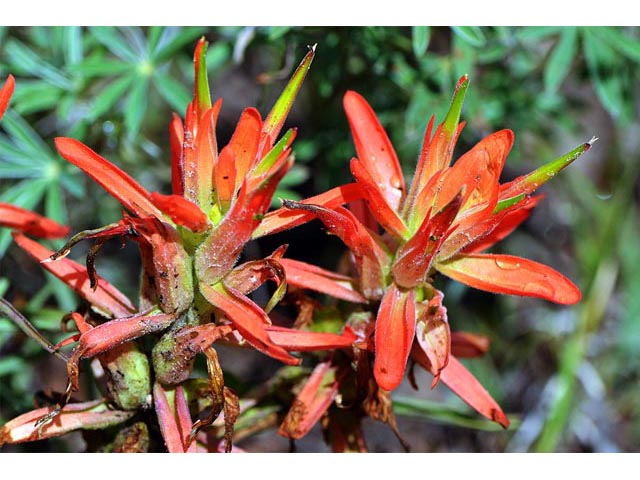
274 75 593 429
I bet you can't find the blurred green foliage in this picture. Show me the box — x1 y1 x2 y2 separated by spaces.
1 26 639 452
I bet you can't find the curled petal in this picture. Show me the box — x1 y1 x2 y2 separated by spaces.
279 258 367 304
462 196 542 254
0 203 70 239
0 399 133 445
414 290 451 386
438 129 513 216
437 253 581 304
437 195 541 260
374 285 416 391
225 246 288 312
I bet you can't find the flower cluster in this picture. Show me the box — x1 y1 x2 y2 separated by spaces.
0 39 592 452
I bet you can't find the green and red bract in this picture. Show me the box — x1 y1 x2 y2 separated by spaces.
275 75 592 429
0 41 356 452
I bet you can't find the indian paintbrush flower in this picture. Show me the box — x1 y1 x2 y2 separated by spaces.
0 41 354 451
269 74 593 435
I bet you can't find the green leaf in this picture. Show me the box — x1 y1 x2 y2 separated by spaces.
147 26 164 55
412 26 431 58
206 42 231 72
515 26 562 41
267 26 292 41
90 27 139 63
5 40 72 90
124 77 149 138
63 26 83 65
44 181 67 226
544 28 578 94
451 26 486 47
11 81 62 115
0 179 49 254
88 75 134 121
583 29 625 119
153 73 191 112
0 356 23 377
279 165 309 187
590 27 640 64
152 27 206 63
69 55 130 78
0 110 52 157
263 45 315 142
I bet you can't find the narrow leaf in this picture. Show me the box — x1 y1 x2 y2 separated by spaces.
451 26 486 47
499 138 596 200
263 44 315 146
544 28 578 94
412 26 431 58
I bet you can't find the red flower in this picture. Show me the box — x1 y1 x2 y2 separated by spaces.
1 42 354 451
268 75 593 428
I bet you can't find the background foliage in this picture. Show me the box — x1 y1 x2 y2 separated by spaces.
1 26 639 452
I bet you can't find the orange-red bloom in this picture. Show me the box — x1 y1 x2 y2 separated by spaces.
272 75 593 428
